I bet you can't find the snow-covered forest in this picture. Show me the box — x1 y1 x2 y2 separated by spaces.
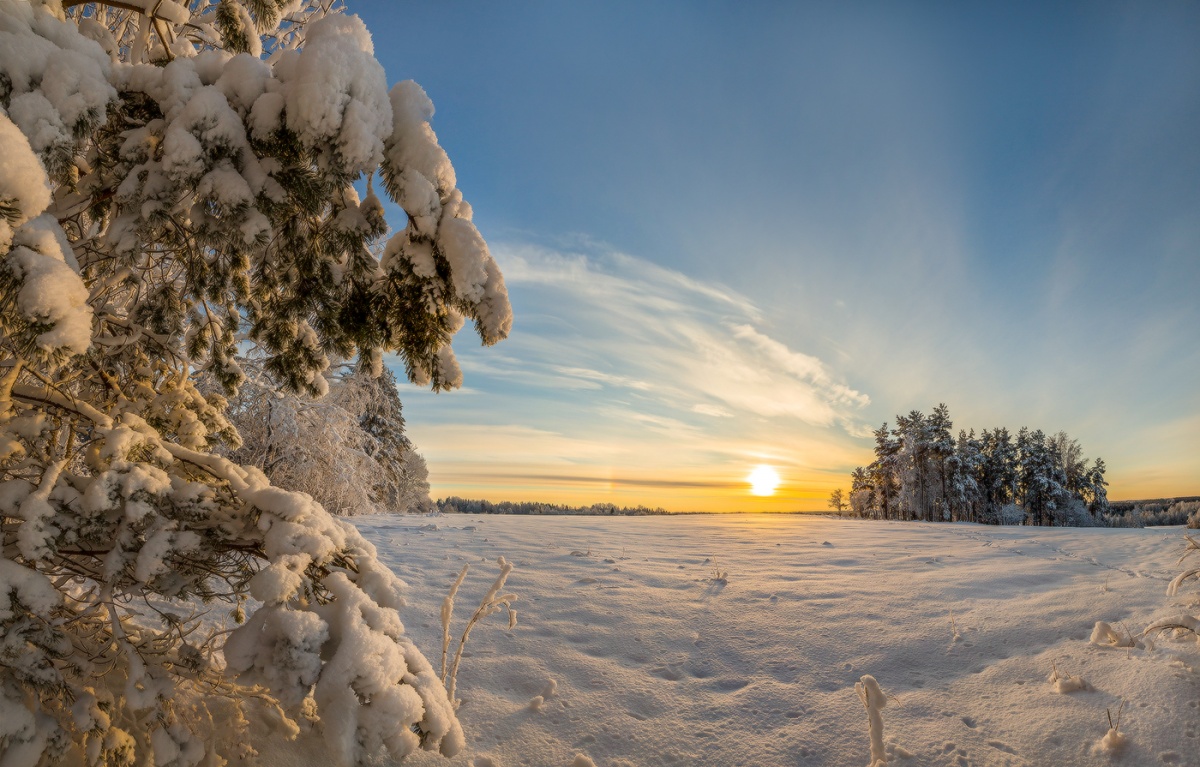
844 404 1110 526
1105 498 1200 528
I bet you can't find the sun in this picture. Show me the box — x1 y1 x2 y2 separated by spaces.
747 465 781 496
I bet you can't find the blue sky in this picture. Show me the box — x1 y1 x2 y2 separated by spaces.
358 1 1200 509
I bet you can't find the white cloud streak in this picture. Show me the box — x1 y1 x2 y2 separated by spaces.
494 243 871 432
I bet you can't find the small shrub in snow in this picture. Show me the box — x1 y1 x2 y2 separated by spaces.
995 503 1027 526
709 558 728 584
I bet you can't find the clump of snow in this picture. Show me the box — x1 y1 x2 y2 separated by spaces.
1099 727 1127 753
1048 664 1089 694
0 112 52 248
4 213 93 355
0 3 115 165
1090 620 1137 648
277 13 390 174
1098 701 1129 754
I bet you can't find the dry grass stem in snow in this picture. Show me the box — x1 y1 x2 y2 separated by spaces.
855 674 888 767
1047 660 1089 693
441 564 471 681
443 557 518 707
1100 701 1128 753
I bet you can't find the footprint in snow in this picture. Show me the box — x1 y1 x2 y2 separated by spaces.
942 742 972 766
987 740 1018 755
650 664 686 681
712 677 750 692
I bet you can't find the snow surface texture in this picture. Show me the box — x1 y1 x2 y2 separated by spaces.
345 514 1200 767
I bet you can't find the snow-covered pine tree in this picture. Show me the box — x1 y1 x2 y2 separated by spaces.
893 410 927 520
928 403 955 520
0 2 511 765
947 429 982 522
979 427 1016 521
213 353 425 515
869 422 899 519
337 364 434 514
217 354 434 515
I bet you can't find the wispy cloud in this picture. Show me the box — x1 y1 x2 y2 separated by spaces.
488 243 870 432
399 242 876 510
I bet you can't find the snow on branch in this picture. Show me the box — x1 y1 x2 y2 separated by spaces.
0 1 511 763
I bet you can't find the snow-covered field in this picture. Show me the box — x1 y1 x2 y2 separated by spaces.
354 514 1199 767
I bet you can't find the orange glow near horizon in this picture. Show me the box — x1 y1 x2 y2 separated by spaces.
424 463 848 513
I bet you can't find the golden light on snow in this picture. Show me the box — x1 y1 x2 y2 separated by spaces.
747 465 781 496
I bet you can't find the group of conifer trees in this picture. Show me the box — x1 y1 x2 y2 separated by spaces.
841 404 1109 525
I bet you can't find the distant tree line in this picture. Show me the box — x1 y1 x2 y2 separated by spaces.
841 404 1109 526
438 497 669 516
1104 498 1200 528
